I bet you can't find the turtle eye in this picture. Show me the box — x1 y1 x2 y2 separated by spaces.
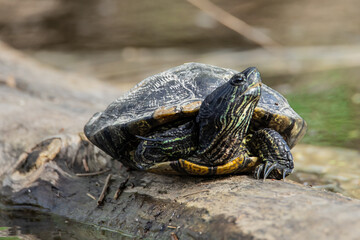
231 74 246 86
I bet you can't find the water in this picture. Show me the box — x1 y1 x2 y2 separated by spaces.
0 206 134 240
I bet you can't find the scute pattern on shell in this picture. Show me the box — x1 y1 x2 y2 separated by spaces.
84 63 306 162
85 63 235 135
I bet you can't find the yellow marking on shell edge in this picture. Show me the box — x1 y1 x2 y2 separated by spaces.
215 156 245 175
181 101 202 114
153 106 178 119
147 156 260 176
254 107 289 133
253 107 265 119
153 106 181 124
179 159 210 175
269 114 287 132
180 156 260 175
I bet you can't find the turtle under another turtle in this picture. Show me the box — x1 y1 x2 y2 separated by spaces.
84 63 307 179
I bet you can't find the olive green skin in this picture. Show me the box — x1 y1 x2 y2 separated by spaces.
84 63 306 177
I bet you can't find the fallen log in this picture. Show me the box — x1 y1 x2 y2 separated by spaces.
0 41 360 240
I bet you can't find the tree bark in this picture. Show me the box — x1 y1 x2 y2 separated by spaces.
0 41 360 240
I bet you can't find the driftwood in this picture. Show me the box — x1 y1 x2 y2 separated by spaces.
1 42 360 239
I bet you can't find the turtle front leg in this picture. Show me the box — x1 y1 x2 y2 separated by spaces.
134 121 198 169
246 128 294 180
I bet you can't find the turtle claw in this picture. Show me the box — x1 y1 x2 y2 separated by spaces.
263 162 277 180
282 169 288 181
254 159 293 181
263 161 270 176
255 164 264 179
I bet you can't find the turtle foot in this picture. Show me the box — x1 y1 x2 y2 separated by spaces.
254 160 294 181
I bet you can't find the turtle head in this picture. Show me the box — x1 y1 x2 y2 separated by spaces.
196 67 262 164
228 67 262 113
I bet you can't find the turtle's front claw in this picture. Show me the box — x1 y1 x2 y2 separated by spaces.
263 161 278 180
254 160 293 180
254 164 264 179
282 168 289 180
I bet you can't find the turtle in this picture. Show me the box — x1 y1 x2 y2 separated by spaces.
84 63 307 180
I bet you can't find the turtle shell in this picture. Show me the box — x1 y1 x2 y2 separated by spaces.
84 63 306 161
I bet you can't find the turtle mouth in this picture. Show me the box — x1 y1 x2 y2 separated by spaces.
244 82 262 95
239 82 262 105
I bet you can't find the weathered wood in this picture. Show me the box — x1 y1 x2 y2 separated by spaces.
1 42 360 239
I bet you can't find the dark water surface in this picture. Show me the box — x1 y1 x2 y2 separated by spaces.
0 206 133 240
